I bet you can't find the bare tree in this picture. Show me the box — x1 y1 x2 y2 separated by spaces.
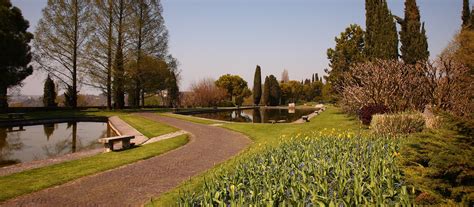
190 78 227 107
128 0 169 107
35 0 93 108
84 0 115 109
281 69 289 83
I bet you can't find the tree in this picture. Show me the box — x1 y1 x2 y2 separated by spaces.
112 0 129 109
190 78 226 107
281 69 289 83
326 24 365 95
35 0 93 109
398 0 429 64
43 75 57 107
129 0 169 107
365 0 398 60
253 65 262 105
0 0 34 109
262 76 270 106
462 0 471 28
269 75 281 106
84 0 115 109
215 74 250 104
280 80 303 104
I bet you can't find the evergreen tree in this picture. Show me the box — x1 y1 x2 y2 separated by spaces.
315 73 319 82
312 74 315 83
365 0 398 60
253 65 262 105
327 24 365 95
262 76 270 106
43 75 57 107
462 0 471 28
268 75 281 106
0 0 34 109
399 0 429 64
471 7 474 30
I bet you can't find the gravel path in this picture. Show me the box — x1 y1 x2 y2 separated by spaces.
1 113 251 207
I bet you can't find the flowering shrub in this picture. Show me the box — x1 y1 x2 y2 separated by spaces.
178 131 410 206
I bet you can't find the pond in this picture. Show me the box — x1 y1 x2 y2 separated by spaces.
0 122 116 167
192 108 316 123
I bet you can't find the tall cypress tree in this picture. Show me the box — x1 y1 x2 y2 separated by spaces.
253 65 262 105
262 76 270 106
399 0 429 64
365 0 398 60
43 75 57 107
462 0 471 28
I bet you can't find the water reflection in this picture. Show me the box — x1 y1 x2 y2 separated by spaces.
192 108 315 123
0 122 116 167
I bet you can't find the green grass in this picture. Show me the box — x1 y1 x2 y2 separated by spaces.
120 115 178 138
149 106 367 206
0 108 171 121
159 113 220 125
0 134 188 202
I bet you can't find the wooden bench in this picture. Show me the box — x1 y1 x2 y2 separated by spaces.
302 116 310 122
7 113 25 119
98 135 135 152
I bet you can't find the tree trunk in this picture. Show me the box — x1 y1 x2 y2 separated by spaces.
0 86 8 109
72 0 79 109
106 0 113 110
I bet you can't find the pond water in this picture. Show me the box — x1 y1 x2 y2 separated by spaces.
192 108 316 123
0 122 116 167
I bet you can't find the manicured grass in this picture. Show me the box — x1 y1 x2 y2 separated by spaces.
159 113 220 125
149 106 366 206
0 134 188 202
0 108 171 121
120 114 178 138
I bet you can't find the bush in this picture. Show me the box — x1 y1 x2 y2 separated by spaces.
358 104 388 125
371 112 425 135
399 116 474 205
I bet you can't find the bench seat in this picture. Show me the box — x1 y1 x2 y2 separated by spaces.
98 135 135 151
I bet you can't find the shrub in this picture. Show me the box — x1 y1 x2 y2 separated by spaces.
371 112 425 135
399 116 474 205
358 104 388 125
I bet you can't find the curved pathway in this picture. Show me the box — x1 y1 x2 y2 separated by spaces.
1 113 251 207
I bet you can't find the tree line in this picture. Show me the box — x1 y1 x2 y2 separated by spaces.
0 0 179 110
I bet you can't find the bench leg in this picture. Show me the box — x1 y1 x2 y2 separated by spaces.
104 141 114 152
122 139 131 149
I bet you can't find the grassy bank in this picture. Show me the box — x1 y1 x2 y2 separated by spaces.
150 106 366 206
120 115 178 138
159 113 220 125
0 135 188 202
0 113 188 202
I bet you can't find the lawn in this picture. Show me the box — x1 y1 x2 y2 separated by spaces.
149 106 368 206
0 134 188 201
159 112 220 125
120 114 178 138
0 112 187 202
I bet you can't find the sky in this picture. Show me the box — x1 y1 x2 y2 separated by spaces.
10 0 465 95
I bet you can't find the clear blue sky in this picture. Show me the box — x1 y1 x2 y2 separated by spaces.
11 0 465 95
